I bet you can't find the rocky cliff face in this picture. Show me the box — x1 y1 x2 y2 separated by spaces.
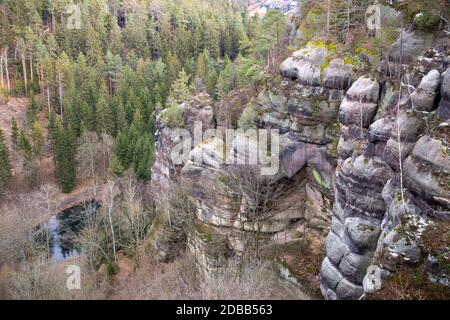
321 45 449 299
149 43 360 293
149 35 449 298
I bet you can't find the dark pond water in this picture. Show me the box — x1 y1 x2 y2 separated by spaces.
48 201 101 262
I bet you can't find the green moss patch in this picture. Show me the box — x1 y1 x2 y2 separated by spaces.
160 105 185 128
194 221 213 242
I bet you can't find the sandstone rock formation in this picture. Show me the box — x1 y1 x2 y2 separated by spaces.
149 44 361 292
321 64 449 299
150 40 449 299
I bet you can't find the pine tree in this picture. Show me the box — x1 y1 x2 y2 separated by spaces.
48 111 57 141
0 128 12 192
216 58 234 100
196 51 209 84
114 125 139 169
26 94 39 128
105 51 122 95
167 51 181 84
53 122 76 193
168 69 192 105
80 101 95 132
11 117 20 150
19 129 32 160
133 133 154 181
96 95 114 135
132 108 144 133
115 102 127 135
31 121 44 160
108 156 124 178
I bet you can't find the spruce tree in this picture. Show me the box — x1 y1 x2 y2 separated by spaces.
31 121 44 160
53 122 76 193
0 128 12 192
195 51 209 84
168 69 192 105
96 95 114 135
132 108 144 133
80 101 95 132
115 102 127 135
26 94 39 128
108 156 124 178
133 133 154 181
18 129 32 160
11 117 20 150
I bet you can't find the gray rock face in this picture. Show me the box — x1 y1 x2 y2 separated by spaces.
403 136 450 205
383 229 423 266
427 255 450 286
339 253 372 283
345 77 380 103
151 49 342 272
323 59 355 90
321 154 390 299
258 80 344 145
411 69 441 112
321 66 450 300
438 68 450 120
280 43 356 90
389 30 435 64
383 138 415 170
368 118 393 143
321 257 343 290
346 218 381 253
149 41 449 298
280 44 330 86
335 278 364 300
326 231 349 265
337 77 380 163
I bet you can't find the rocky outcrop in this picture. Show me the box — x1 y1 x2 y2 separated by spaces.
389 30 436 64
321 64 449 299
149 37 449 299
280 43 355 90
438 69 450 120
149 44 362 287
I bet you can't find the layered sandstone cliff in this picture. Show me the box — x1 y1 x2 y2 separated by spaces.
149 32 449 299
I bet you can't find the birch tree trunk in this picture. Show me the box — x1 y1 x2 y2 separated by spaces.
5 47 11 92
58 71 63 118
22 53 28 96
47 86 51 114
30 54 33 83
326 0 331 37
107 180 117 265
0 51 4 89
38 66 44 95
397 21 405 204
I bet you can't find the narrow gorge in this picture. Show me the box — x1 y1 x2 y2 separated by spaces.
0 0 448 301
149 9 450 299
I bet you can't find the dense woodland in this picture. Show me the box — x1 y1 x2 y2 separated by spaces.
0 0 448 300
0 0 288 193
0 0 446 194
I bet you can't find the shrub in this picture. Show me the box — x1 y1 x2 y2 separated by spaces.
160 105 184 128
366 266 450 300
238 106 258 131
415 12 441 31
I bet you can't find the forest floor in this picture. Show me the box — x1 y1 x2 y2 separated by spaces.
0 96 56 189
0 96 27 147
